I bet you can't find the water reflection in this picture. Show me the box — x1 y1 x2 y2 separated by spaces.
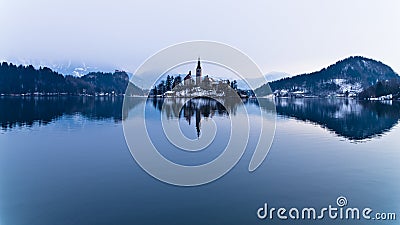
149 97 400 141
265 98 400 141
0 96 132 130
151 97 242 137
1 96 400 142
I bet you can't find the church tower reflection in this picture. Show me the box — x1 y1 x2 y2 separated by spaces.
154 97 243 138
178 98 232 138
179 98 206 138
195 107 201 137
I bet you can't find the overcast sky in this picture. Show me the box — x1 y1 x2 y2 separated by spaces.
1 0 399 75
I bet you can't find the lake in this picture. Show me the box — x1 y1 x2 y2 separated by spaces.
1 96 400 224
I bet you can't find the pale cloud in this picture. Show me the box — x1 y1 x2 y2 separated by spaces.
1 0 399 75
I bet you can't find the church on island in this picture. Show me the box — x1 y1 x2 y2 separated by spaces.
183 57 204 86
151 58 247 98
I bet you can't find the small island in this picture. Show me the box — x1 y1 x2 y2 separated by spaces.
148 58 254 98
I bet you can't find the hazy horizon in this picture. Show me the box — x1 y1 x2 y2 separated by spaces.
1 0 399 76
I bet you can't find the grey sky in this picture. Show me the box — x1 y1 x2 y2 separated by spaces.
1 0 399 75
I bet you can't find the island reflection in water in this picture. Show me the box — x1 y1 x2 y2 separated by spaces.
149 97 400 141
149 97 242 138
1 96 400 141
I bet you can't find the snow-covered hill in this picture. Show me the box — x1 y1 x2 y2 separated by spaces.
255 56 399 97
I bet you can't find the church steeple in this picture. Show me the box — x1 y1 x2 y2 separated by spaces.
196 57 202 85
197 57 201 69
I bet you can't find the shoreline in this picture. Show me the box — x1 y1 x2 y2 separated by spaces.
1 94 399 102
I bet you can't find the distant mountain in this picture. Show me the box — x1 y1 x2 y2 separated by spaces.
233 72 291 89
265 71 291 82
0 62 143 96
255 56 399 97
10 59 116 77
53 61 115 77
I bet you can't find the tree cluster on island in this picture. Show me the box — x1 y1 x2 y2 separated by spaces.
149 74 253 98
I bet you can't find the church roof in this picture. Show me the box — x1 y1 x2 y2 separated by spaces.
184 73 192 80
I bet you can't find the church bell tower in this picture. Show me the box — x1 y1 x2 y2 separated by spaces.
196 57 202 85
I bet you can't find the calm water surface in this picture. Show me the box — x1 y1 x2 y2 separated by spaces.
0 97 400 225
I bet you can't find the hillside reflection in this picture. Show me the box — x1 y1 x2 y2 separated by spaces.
151 97 400 141
1 96 399 142
0 97 140 130
258 98 400 141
